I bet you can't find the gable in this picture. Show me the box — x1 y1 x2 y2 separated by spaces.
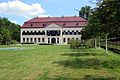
45 23 62 29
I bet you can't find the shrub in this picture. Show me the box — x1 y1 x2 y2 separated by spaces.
69 39 80 49
84 39 94 48
10 40 19 44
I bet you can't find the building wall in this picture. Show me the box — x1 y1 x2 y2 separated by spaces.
21 26 83 45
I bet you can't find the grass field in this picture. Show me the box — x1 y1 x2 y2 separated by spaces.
0 45 120 80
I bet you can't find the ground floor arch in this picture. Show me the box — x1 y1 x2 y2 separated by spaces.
51 38 56 44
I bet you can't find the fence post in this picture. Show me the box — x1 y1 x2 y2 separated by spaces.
105 34 108 54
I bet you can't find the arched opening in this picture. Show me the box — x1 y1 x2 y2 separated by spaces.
51 38 56 44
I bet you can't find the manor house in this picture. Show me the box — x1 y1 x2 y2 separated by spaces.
21 16 87 44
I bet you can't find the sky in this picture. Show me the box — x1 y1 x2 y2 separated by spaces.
0 0 96 25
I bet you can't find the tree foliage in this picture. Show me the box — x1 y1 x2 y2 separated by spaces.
79 6 91 20
0 17 20 45
82 0 120 53
83 0 120 39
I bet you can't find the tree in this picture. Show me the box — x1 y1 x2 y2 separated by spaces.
84 0 120 54
0 34 3 45
1 28 11 45
0 17 20 45
79 6 91 20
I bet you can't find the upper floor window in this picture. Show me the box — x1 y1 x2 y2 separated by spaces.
22 31 26 35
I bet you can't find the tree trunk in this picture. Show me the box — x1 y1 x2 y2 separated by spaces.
98 36 101 49
105 34 108 54
95 38 97 48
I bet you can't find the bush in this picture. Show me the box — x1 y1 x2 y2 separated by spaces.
84 39 94 48
69 39 80 49
10 40 19 44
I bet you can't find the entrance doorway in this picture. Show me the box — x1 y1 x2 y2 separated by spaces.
51 38 56 44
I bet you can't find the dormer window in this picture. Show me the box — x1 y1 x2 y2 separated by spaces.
30 24 33 26
43 24 45 26
63 23 65 26
43 24 47 26
76 23 79 26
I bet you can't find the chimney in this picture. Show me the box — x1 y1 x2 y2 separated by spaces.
62 15 64 18
48 16 50 18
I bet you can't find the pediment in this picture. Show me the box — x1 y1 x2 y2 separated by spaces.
46 23 62 28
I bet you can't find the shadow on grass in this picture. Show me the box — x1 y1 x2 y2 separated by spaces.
38 77 78 80
38 75 118 80
61 52 105 57
53 58 120 69
82 75 117 80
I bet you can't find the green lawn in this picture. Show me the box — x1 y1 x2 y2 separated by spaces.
0 45 120 80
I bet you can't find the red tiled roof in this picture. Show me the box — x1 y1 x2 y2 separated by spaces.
21 16 87 28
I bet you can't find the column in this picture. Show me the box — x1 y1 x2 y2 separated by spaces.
56 38 57 44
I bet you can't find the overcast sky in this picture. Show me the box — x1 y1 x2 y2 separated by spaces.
0 0 96 25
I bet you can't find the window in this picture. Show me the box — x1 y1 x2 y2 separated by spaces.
67 30 70 35
23 38 25 42
67 38 70 42
29 31 32 35
43 24 47 26
43 24 45 26
76 30 79 35
42 38 44 42
22 31 26 35
63 23 65 26
30 24 33 26
63 38 66 42
72 30 74 35
47 30 60 36
27 31 29 35
57 38 59 44
38 38 40 42
34 38 37 43
62 30 66 35
76 23 79 26
30 38 33 42
42 31 45 35
78 32 81 35
27 38 29 42
38 31 41 35
70 32 72 35
34 31 37 35
65 32 68 35
74 32 77 35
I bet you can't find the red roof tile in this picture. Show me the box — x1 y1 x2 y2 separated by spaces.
21 16 87 28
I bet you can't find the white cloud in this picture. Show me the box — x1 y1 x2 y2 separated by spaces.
10 20 17 24
38 14 50 17
0 0 47 18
